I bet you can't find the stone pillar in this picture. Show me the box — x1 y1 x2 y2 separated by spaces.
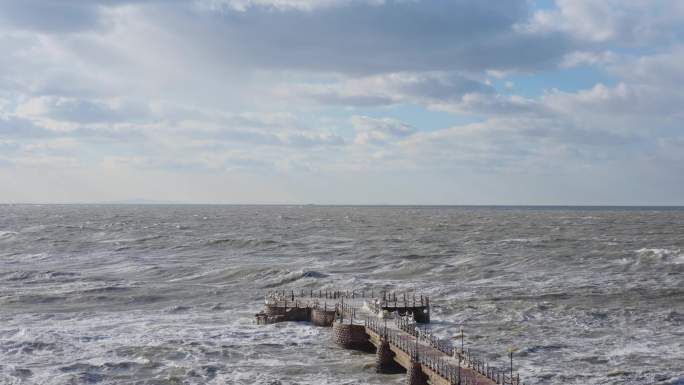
265 305 287 316
376 339 402 374
406 361 427 385
311 309 336 327
332 322 374 352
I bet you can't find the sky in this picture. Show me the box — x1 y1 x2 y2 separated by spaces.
0 0 683 205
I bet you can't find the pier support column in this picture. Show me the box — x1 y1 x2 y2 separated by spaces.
311 308 336 327
406 361 427 385
332 322 374 352
376 339 402 374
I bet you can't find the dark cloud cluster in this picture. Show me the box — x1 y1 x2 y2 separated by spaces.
0 0 183 33
2 0 572 73
0 0 103 33
169 0 571 74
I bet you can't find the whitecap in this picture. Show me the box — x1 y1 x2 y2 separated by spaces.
499 237 540 244
635 248 683 265
0 230 17 239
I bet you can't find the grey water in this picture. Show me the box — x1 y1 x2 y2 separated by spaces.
0 204 683 385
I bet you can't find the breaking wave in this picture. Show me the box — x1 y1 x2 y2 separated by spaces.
635 248 684 264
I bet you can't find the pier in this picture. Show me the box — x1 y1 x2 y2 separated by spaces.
255 289 526 385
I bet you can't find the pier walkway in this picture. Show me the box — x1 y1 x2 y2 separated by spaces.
255 289 525 385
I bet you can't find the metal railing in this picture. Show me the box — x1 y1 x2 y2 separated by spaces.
366 293 430 314
266 289 429 307
267 288 376 301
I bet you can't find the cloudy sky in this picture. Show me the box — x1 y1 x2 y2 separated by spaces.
1 0 683 204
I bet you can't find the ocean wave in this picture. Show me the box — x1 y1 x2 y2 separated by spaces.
0 230 17 239
4 294 67 305
164 305 191 313
19 224 46 233
301 271 328 278
664 311 683 323
261 270 329 288
206 237 281 248
518 343 567 356
126 294 166 304
0 270 79 283
59 363 100 373
98 234 165 244
499 237 541 244
10 367 33 378
79 286 132 295
163 265 291 284
635 248 684 265
4 340 60 355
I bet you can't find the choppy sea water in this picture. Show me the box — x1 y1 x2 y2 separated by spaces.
1 205 683 385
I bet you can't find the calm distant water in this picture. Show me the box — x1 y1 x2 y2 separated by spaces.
1 205 683 385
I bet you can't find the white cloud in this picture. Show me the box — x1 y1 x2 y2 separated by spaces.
15 96 149 125
280 72 493 107
432 93 542 116
527 0 684 45
199 0 376 12
560 50 620 69
351 115 416 145
607 46 684 86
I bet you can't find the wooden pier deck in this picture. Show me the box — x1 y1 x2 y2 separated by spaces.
255 289 525 385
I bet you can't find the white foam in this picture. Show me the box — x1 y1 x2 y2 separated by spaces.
499 237 541 244
0 231 17 239
635 248 684 264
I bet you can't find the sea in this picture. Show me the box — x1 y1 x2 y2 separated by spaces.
0 204 682 385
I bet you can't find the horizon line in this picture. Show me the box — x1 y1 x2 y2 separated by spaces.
2 202 684 208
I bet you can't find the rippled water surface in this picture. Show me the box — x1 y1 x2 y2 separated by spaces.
1 205 683 385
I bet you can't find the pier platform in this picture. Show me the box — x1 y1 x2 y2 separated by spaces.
255 289 526 385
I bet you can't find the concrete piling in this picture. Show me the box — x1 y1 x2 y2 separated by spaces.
376 339 403 374
332 323 374 352
406 361 428 385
